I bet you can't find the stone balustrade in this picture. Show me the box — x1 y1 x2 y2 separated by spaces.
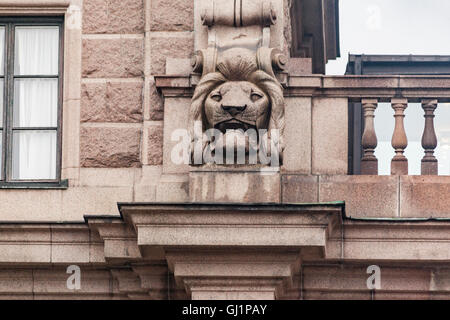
360 98 439 175
157 74 450 177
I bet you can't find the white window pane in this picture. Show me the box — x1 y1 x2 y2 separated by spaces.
0 27 4 75
0 79 3 126
435 103 450 175
14 79 58 127
0 130 2 180
374 103 425 175
375 141 394 176
12 130 56 180
374 103 394 175
15 26 59 75
404 104 424 175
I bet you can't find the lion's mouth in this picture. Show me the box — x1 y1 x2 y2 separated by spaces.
214 119 256 133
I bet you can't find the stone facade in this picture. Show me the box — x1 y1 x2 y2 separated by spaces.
0 0 450 300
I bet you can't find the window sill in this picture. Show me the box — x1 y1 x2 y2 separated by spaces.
0 179 68 189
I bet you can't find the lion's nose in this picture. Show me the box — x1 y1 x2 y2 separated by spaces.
222 105 247 117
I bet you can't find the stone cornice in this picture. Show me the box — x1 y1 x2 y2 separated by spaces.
116 202 342 299
155 74 450 102
3 205 450 298
3 209 450 265
328 220 450 262
118 202 342 253
0 223 102 265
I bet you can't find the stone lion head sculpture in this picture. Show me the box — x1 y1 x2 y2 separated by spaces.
189 48 285 165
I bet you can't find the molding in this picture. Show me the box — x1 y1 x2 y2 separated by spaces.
4 204 450 298
155 74 450 102
118 203 342 299
327 220 450 262
4 207 450 265
0 0 70 15
0 224 99 265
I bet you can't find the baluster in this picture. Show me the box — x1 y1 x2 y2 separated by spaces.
361 99 378 174
421 99 438 175
391 98 408 175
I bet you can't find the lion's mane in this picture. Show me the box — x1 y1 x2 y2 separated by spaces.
189 54 285 164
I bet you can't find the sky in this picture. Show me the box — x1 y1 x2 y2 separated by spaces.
326 0 450 75
326 0 450 175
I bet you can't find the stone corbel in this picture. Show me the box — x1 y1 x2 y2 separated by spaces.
117 203 344 300
110 269 150 300
166 250 301 300
87 217 142 264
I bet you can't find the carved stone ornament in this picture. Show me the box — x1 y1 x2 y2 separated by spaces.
189 0 286 166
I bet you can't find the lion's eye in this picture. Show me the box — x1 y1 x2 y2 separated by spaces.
251 92 263 102
211 93 222 102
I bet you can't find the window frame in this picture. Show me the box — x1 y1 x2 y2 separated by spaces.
0 16 65 188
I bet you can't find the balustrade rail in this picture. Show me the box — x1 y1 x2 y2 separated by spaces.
287 74 450 176
156 74 450 176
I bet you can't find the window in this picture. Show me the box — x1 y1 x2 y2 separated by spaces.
0 17 64 187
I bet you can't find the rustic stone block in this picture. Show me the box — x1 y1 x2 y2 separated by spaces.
80 127 141 168
282 175 318 203
319 175 398 218
81 81 143 122
82 39 144 78
148 125 163 165
82 0 108 34
81 82 105 119
150 36 194 74
150 0 194 31
83 0 145 34
400 176 450 218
